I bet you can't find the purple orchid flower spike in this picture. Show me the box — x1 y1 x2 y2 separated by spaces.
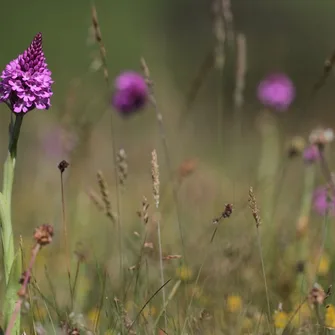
0 32 53 113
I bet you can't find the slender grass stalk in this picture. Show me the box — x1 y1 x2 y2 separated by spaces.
151 149 167 331
1 113 24 333
141 59 186 330
248 187 273 334
90 2 123 291
58 161 73 308
156 214 166 328
141 59 186 260
256 228 273 334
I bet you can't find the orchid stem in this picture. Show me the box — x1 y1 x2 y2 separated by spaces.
1 112 24 333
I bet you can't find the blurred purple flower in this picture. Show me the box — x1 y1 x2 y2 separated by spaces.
257 73 295 111
41 126 77 160
312 186 335 216
0 32 53 113
303 145 320 164
112 71 148 116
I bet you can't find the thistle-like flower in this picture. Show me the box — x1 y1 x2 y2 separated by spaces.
0 32 53 113
112 71 148 116
257 73 295 111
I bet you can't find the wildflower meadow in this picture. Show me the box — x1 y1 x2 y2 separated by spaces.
1 1 335 334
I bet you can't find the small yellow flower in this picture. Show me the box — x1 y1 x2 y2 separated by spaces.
273 311 288 329
226 295 243 313
176 266 193 281
325 304 335 329
318 253 331 276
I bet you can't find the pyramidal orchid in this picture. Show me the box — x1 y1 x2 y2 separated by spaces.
0 32 53 333
0 32 53 113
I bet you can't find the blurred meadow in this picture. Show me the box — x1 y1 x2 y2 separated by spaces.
2 0 335 334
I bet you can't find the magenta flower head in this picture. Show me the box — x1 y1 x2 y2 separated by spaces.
0 32 53 113
257 73 295 111
312 186 335 216
303 144 320 164
112 71 148 116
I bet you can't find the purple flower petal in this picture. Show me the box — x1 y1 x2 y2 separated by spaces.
0 33 53 113
112 71 148 116
257 73 295 111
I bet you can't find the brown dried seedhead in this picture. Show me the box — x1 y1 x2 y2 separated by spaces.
248 187 261 227
212 203 233 224
58 160 69 173
137 196 149 225
33 224 54 246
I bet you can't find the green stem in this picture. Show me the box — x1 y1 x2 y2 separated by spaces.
1 113 24 333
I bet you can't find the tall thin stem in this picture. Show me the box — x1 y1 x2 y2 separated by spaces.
90 3 123 289
59 165 72 304
141 59 186 261
1 113 24 332
256 228 272 332
151 149 167 330
156 213 166 329
248 187 273 334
